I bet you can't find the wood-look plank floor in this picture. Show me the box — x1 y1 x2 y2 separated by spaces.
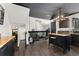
14 39 79 56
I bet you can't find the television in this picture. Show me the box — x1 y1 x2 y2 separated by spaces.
0 5 4 25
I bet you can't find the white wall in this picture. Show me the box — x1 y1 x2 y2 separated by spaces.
29 17 50 31
0 4 12 38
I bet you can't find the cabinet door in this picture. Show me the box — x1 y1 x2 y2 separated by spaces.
0 40 14 56
0 45 9 56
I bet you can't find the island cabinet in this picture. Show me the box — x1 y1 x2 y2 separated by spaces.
71 33 79 46
49 33 71 53
0 36 15 56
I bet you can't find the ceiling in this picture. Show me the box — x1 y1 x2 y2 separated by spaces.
14 3 64 19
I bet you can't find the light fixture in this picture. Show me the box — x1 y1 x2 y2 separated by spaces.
57 8 65 21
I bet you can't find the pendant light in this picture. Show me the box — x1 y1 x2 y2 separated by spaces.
57 8 65 21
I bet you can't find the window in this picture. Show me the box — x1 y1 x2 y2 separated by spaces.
0 5 5 25
59 18 69 28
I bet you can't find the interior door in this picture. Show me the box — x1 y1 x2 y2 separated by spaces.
51 21 56 33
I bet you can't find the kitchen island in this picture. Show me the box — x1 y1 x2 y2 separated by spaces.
49 33 71 53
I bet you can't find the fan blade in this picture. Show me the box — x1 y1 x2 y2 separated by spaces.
65 11 79 17
50 14 56 20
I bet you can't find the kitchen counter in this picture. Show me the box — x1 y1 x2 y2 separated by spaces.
71 33 79 35
49 33 70 36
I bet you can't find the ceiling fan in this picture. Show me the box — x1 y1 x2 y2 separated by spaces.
51 8 79 20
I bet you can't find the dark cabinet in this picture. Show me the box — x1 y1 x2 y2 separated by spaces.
49 34 71 53
71 34 79 46
0 39 15 56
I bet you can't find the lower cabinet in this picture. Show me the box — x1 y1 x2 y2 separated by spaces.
71 34 79 46
0 40 15 56
49 35 71 53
